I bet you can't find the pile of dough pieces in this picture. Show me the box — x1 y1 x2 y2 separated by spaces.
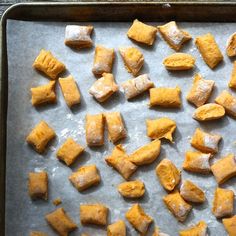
27 20 236 236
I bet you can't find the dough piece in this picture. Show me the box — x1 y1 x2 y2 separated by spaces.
180 180 205 203
158 21 191 51
212 187 234 218
129 139 161 165
30 231 48 236
119 46 144 76
45 208 77 235
183 151 212 174
81 234 89 236
59 75 81 107
92 45 115 76
190 128 221 154
229 61 236 89
163 191 192 222
53 197 62 206
125 204 153 234
211 154 236 185
179 221 207 236
65 25 93 49
28 171 48 200
104 112 126 143
107 220 126 236
195 33 223 69
31 81 56 106
193 103 225 121
226 33 236 57
149 87 181 108
152 227 170 236
118 180 145 198
105 145 137 180
156 159 181 191
163 53 195 70
85 114 104 146
127 19 157 46
146 117 176 142
222 215 236 236
69 164 100 191
57 138 84 166
121 74 154 100
80 204 108 226
33 49 66 79
89 73 118 102
26 121 56 153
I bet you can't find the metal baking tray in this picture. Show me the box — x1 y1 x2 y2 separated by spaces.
1 2 236 236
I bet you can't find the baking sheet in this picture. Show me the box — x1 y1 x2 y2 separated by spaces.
5 19 236 236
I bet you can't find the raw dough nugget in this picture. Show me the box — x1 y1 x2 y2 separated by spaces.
179 221 207 236
190 128 221 154
118 180 145 198
28 171 48 200
85 114 104 146
229 61 236 89
26 121 56 153
222 215 236 236
80 204 108 226
146 117 176 142
65 25 93 49
69 164 100 191
149 87 181 108
89 73 118 103
57 138 84 166
186 73 215 107
121 74 154 100
104 112 126 143
119 46 144 76
59 75 81 107
158 21 192 51
163 191 192 222
33 49 66 79
211 154 236 184
226 33 236 57
156 159 181 191
30 231 48 236
127 19 157 46
107 220 126 236
45 208 77 236
92 45 115 76
31 81 56 106
195 33 223 69
212 187 234 218
125 204 153 234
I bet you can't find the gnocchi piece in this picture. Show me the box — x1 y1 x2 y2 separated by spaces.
81 234 89 236
89 73 118 102
229 61 236 89
146 117 176 142
92 45 115 76
104 112 126 143
212 187 234 218
80 204 108 226
64 25 93 49
152 227 170 236
28 171 48 200
58 75 81 107
180 180 205 203
117 180 145 198
163 53 195 70
26 121 56 153
119 46 144 76
158 21 191 51
125 204 153 234
163 191 192 222
156 159 181 191
149 87 181 108
179 221 207 236
222 215 236 236
121 74 154 100
85 114 104 146
45 208 77 235
127 19 157 46
56 138 84 166
129 139 161 165
107 220 126 236
53 197 62 206
30 231 48 236
193 103 225 121
33 49 66 80
190 128 221 154
226 33 236 57
31 81 56 106
195 33 223 69
211 154 236 184
69 165 100 191
105 145 137 180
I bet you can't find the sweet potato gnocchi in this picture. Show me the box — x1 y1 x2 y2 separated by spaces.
179 221 207 236
229 61 236 89
118 180 145 198
30 231 48 236
222 215 236 236
107 220 126 236
226 33 236 57
152 227 170 236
